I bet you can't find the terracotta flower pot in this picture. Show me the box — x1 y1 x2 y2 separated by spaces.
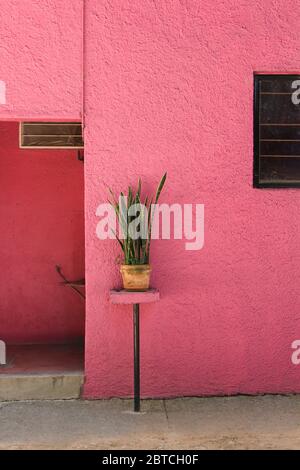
120 264 151 291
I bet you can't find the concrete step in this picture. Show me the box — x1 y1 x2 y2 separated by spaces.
0 344 84 401
0 373 83 400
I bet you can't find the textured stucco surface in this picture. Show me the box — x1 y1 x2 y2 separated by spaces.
84 0 300 397
0 0 82 121
0 122 85 343
0 0 300 398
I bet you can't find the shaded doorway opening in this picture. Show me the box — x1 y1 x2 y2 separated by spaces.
0 121 85 398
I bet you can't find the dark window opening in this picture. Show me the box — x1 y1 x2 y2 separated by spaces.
254 74 300 188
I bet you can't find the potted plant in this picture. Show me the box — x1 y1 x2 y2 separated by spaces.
109 173 167 291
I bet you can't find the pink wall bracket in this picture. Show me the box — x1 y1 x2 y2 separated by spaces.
109 288 160 305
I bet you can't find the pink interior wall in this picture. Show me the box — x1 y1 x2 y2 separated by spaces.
0 122 85 343
84 0 300 397
0 0 82 121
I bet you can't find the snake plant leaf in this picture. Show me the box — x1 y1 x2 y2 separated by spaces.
137 178 141 199
154 172 167 204
111 228 125 251
108 187 119 207
108 173 166 265
128 186 133 208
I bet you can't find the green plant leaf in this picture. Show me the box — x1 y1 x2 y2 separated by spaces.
108 173 167 265
154 172 167 204
137 178 141 199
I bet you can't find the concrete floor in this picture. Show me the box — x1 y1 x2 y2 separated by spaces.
1 395 300 449
0 344 84 374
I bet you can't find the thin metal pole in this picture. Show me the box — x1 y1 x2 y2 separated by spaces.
133 303 140 412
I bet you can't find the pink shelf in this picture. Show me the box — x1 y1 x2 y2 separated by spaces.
110 288 160 305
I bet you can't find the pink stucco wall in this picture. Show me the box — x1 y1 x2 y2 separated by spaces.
83 0 300 397
0 0 82 121
0 122 85 343
1 1 300 396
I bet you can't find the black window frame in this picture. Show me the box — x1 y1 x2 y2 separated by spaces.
253 73 300 189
